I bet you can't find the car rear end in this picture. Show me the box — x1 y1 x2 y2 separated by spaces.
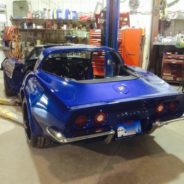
35 46 184 143
46 93 184 143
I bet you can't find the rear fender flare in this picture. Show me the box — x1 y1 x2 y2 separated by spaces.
23 94 43 136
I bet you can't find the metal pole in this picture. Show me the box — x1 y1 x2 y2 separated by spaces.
111 0 120 50
104 0 110 47
105 0 120 50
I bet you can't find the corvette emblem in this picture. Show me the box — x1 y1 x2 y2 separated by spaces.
118 86 125 91
113 84 128 94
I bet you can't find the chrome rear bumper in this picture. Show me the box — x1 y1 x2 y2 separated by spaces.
46 127 115 143
154 116 184 127
151 116 184 133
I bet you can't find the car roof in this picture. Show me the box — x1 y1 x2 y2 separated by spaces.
42 44 115 56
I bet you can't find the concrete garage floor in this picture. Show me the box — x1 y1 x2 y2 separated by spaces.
0 60 184 184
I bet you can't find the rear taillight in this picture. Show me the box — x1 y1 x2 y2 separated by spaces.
169 101 178 112
75 116 88 127
156 103 165 113
94 112 106 125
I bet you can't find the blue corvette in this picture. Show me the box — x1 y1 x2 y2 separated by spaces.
2 45 184 148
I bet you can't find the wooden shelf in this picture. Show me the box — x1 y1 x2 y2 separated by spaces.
18 28 87 32
163 60 184 65
11 17 95 26
9 17 91 52
19 28 65 32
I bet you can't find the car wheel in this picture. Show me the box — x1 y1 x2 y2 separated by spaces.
3 71 16 96
22 98 54 148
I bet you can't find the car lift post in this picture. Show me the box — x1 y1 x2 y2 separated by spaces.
104 0 120 51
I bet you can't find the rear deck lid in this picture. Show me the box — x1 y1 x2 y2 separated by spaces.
37 71 178 109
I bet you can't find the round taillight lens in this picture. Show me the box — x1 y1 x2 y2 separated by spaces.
75 116 87 127
95 112 106 125
156 103 165 113
169 101 178 112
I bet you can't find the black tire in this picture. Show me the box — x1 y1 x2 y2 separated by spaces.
3 71 16 96
22 98 54 148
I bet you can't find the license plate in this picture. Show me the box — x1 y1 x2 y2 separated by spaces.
117 120 141 137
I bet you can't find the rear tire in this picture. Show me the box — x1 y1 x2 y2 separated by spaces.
22 98 54 148
28 135 55 148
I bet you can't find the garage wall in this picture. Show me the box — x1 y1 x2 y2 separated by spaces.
2 0 11 25
4 0 102 23
167 0 184 11
30 0 101 12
